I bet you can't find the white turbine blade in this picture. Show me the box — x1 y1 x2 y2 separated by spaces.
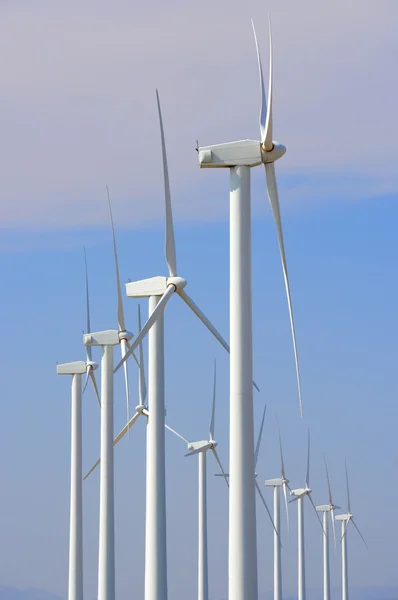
178 290 263 391
84 248 92 363
264 161 303 417
345 461 351 514
289 495 299 504
125 339 141 371
83 411 141 480
114 285 175 372
106 185 126 333
209 360 217 441
331 508 337 549
308 493 326 536
255 480 281 544
283 482 290 533
212 448 229 488
305 429 310 488
120 338 130 423
83 458 100 480
254 403 267 468
264 16 273 150
165 423 189 445
324 454 333 506
137 304 147 405
351 519 367 548
156 89 177 277
277 416 286 480
90 369 101 407
251 19 267 145
82 366 90 395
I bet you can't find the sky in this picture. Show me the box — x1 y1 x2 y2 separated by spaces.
0 1 397 599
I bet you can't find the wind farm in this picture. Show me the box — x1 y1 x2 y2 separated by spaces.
0 3 396 600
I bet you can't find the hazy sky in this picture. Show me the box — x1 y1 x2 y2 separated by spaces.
0 1 397 599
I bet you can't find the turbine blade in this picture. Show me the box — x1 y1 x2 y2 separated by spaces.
120 338 130 423
308 493 326 536
106 185 125 332
341 519 350 542
306 430 310 488
82 366 90 395
90 369 101 407
255 480 281 544
331 508 337 550
324 454 333 506
83 458 100 480
114 285 175 372
264 15 273 150
283 482 290 533
125 339 141 371
345 461 351 514
277 415 286 480
289 495 299 504
209 359 216 441
251 19 267 146
265 161 303 417
137 305 147 405
156 89 177 277
178 289 261 391
211 448 229 488
84 248 92 362
254 403 267 468
83 411 141 479
351 519 368 549
165 423 189 445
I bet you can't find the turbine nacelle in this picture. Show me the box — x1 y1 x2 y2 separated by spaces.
83 329 133 347
185 439 217 456
265 477 284 487
198 139 286 169
126 275 187 298
335 513 352 521
291 486 311 499
57 361 88 376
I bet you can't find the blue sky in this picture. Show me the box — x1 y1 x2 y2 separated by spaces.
0 1 397 599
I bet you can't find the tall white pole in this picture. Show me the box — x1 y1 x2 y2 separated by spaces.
229 166 257 600
198 452 208 600
323 512 330 600
69 374 83 600
98 345 115 600
273 486 281 600
145 295 167 600
298 497 306 600
341 521 348 600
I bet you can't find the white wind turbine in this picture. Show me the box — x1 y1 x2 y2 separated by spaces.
113 90 234 600
56 252 100 600
264 422 291 600
185 360 229 600
316 457 340 600
83 197 134 600
290 431 324 600
196 19 303 600
335 463 367 600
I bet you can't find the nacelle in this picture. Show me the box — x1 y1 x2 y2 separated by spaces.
198 139 287 168
56 361 87 375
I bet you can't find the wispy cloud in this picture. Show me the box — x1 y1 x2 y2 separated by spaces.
0 0 396 228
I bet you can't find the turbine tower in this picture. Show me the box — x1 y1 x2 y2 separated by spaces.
264 421 290 600
196 20 302 600
114 91 231 600
316 457 340 600
83 203 133 600
290 431 323 600
335 463 367 600
56 252 100 600
184 360 228 600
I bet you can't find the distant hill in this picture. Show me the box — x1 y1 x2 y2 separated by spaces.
0 588 64 600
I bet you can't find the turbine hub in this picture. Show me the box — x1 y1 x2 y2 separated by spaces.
119 330 133 342
167 276 187 292
261 142 287 164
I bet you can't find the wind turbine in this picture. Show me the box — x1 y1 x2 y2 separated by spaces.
83 200 133 600
316 457 340 600
335 463 367 600
264 421 290 600
185 360 228 600
56 252 100 600
113 90 232 600
195 19 303 600
290 431 323 600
